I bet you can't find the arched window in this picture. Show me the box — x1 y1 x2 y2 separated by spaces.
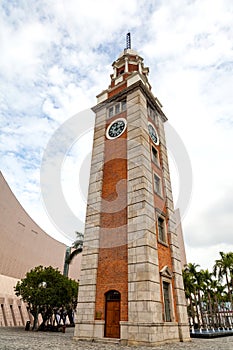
105 290 120 301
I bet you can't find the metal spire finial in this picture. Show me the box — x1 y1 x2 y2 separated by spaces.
126 32 131 49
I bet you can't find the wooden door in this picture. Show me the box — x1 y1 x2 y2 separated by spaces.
105 299 120 338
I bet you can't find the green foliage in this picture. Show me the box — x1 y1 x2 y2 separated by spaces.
183 252 233 329
213 251 233 304
183 252 233 300
15 265 78 330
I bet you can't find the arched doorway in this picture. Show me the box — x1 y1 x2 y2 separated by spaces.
105 290 120 338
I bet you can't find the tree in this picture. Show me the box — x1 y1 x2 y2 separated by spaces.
210 279 226 328
182 266 196 326
15 266 78 330
200 269 215 327
213 251 233 307
64 231 84 276
182 253 233 331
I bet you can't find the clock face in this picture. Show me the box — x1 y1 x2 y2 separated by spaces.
106 118 127 139
148 123 159 145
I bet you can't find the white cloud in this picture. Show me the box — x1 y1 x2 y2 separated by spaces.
0 0 233 270
61 130 94 226
186 243 233 270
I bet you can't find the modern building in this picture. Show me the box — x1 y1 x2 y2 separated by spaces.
0 171 81 327
74 36 190 345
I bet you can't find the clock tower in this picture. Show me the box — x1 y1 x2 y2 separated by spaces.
74 35 190 345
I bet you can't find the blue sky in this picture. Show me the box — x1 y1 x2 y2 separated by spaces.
1 0 233 269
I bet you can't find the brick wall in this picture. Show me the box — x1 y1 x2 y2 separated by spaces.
95 114 128 321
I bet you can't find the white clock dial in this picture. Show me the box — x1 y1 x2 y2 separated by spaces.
106 118 127 139
148 123 159 145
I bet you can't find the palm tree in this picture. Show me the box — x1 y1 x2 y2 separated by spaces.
63 231 84 276
211 279 226 328
182 267 196 327
183 263 202 328
201 269 214 328
194 268 207 328
213 251 233 307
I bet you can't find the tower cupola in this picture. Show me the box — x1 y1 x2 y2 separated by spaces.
110 33 151 91
97 33 151 103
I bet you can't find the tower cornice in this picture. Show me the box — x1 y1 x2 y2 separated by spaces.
92 80 167 123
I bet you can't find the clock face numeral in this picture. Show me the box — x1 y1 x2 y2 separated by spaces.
106 118 127 139
148 123 159 145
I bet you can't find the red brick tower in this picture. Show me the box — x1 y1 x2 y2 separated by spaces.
74 35 190 345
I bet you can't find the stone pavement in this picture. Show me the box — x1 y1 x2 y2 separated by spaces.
1 327 233 350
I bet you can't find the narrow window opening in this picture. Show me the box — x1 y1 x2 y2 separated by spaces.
121 100 126 111
154 174 161 195
158 217 166 242
152 146 159 165
115 103 120 115
107 100 127 118
163 282 172 322
147 104 157 124
109 106 114 118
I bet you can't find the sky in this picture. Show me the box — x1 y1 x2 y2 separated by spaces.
1 0 233 271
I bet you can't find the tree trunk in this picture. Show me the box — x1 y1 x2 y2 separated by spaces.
32 308 39 331
207 291 214 328
193 291 201 328
197 290 206 329
226 273 233 308
189 295 195 327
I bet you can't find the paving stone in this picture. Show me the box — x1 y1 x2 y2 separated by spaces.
0 327 233 350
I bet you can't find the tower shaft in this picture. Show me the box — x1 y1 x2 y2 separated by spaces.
74 45 190 345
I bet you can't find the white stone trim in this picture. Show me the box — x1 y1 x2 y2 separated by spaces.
97 92 108 103
115 75 123 85
127 74 144 87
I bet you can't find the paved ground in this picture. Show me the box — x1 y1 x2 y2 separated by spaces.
1 327 233 350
